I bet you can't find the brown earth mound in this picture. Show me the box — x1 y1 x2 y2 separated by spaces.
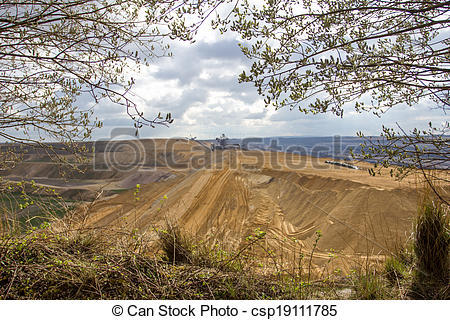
4 139 437 273
80 146 423 272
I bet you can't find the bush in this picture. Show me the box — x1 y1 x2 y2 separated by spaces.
156 223 247 272
412 199 449 299
157 223 195 265
0 225 293 299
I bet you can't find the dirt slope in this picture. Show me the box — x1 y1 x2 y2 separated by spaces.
3 139 430 271
81 147 421 271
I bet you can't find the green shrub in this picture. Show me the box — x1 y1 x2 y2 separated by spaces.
412 199 449 299
157 223 195 265
0 225 294 299
385 256 407 283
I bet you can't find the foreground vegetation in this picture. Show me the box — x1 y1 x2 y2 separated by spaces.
0 196 447 300
0 181 71 232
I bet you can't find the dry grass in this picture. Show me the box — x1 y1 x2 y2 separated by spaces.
0 222 299 299
411 198 449 299
0 220 416 300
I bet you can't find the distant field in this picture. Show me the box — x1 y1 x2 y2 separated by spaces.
0 192 71 230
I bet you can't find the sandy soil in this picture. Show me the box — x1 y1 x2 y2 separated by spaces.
4 139 444 272
80 142 430 271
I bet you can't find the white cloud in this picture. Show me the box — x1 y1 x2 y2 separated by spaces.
87 27 448 140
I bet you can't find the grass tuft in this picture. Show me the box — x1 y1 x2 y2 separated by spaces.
412 199 449 299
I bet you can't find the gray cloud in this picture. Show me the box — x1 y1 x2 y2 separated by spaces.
153 39 248 85
86 35 449 140
196 40 246 61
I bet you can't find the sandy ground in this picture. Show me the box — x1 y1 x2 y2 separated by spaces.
4 139 445 272
83 143 428 271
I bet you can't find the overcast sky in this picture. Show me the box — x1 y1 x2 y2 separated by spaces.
90 24 449 141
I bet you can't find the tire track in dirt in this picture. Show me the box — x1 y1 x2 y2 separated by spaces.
78 148 421 272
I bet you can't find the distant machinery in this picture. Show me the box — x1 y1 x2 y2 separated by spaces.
185 134 197 141
211 134 241 151
184 134 210 150
325 160 359 170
